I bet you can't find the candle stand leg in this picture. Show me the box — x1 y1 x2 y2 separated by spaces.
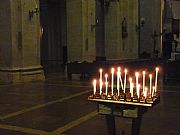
97 103 149 135
131 116 142 135
68 73 72 80
106 115 116 135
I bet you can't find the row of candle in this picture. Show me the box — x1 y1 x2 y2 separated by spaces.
92 67 159 99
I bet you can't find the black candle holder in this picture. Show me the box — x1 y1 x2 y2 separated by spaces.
132 94 140 102
119 92 126 101
101 93 108 100
125 93 132 102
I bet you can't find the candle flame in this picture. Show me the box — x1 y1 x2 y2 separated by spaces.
149 74 152 78
143 71 146 75
111 68 115 73
117 67 121 71
129 77 132 82
105 74 108 77
93 79 97 84
124 69 128 73
156 67 159 72
135 72 139 76
99 68 103 72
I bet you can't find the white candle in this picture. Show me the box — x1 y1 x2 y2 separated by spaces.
155 67 159 93
152 86 155 97
105 74 108 83
105 82 108 95
137 84 140 98
117 73 120 96
129 77 132 97
142 71 146 94
105 74 108 95
111 68 115 95
99 69 103 91
117 68 120 92
99 79 103 95
144 87 148 99
135 72 139 95
124 69 128 93
131 83 134 97
119 71 124 90
149 74 152 97
99 69 103 82
93 79 97 95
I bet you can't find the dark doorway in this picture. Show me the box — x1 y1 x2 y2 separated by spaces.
95 0 105 61
40 0 67 74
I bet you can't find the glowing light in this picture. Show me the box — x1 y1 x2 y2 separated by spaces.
93 79 97 95
111 68 115 95
124 69 128 93
155 67 159 92
142 71 146 94
135 72 139 96
149 74 152 97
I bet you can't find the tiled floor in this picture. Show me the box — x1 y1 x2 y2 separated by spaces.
0 73 180 135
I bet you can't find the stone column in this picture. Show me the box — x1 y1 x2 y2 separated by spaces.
105 0 139 60
66 0 96 62
0 0 44 83
140 0 162 57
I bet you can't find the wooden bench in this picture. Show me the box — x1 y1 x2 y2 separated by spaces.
67 59 165 80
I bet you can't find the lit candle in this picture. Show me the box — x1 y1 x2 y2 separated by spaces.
105 74 108 83
105 74 108 95
129 77 132 96
144 87 148 99
99 79 103 95
131 83 134 97
99 69 103 91
124 69 128 93
142 71 146 94
93 79 97 95
111 68 115 95
152 86 155 97
135 72 139 95
117 68 120 93
137 84 140 98
99 69 103 82
149 74 152 97
119 70 124 90
155 67 159 93
105 82 108 95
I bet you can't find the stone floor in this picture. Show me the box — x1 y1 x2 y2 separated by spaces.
0 73 180 135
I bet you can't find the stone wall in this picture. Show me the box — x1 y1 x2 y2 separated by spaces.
67 0 96 62
105 0 139 60
140 0 162 57
0 0 44 83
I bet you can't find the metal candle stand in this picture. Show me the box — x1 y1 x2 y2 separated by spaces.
88 94 160 135
88 67 160 134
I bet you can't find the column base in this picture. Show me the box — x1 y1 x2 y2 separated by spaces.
0 66 45 83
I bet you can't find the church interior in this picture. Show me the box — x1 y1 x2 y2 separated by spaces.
0 0 180 135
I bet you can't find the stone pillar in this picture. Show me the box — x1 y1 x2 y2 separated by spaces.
67 0 96 62
140 0 162 57
0 0 45 83
105 0 139 60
